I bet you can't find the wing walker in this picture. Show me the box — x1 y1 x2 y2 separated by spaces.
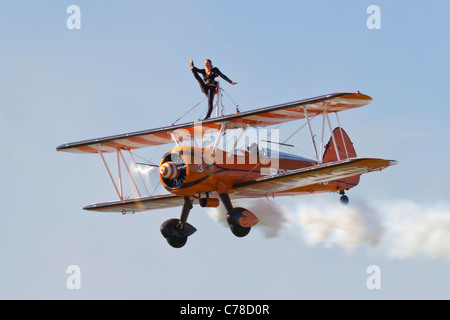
57 90 397 248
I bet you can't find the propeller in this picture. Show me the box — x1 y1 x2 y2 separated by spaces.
160 151 187 188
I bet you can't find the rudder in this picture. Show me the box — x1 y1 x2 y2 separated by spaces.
322 127 357 163
322 127 360 188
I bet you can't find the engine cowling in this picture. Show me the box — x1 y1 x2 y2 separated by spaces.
159 146 212 195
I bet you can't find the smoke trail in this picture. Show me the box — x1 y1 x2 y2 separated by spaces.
207 196 450 261
292 198 383 249
207 198 289 238
376 199 450 261
293 197 450 261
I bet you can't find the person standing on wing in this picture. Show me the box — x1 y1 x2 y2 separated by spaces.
190 59 237 120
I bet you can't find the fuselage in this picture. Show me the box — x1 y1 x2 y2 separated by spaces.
159 146 359 197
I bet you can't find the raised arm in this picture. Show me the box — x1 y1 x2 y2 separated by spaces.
214 67 237 85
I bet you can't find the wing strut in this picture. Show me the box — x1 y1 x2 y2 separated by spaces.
97 148 147 201
228 127 247 158
283 105 355 164
99 150 122 200
128 152 151 197
211 122 227 157
118 149 142 199
324 110 341 161
303 107 320 164
335 112 349 158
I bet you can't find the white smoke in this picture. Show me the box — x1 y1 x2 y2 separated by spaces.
292 198 383 249
207 196 450 262
376 199 450 261
207 198 289 238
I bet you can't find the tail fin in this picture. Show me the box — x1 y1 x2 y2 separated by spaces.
322 127 357 163
322 127 360 189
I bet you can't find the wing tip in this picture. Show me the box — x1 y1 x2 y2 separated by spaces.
341 90 373 101
388 160 399 166
56 144 67 152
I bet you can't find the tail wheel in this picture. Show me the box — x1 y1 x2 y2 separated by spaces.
340 195 349 205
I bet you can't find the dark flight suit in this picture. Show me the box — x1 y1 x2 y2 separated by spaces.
191 66 234 119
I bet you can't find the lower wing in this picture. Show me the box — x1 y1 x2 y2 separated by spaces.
84 158 396 213
83 193 185 213
232 158 397 196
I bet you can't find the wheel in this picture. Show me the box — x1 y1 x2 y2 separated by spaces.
166 235 187 248
226 207 257 238
340 195 349 205
229 223 251 237
160 218 196 248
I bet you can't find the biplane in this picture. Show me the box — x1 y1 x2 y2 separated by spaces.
56 91 397 248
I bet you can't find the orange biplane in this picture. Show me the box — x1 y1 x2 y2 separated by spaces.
57 92 397 248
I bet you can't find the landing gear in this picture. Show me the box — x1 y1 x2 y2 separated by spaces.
160 196 196 248
219 193 259 237
227 207 252 237
160 193 259 247
339 191 349 205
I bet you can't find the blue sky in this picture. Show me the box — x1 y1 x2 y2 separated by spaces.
1 1 450 299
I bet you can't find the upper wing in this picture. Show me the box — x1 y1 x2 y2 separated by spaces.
83 193 185 213
56 92 371 154
232 158 397 196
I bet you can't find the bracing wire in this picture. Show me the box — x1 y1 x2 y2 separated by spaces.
172 96 207 125
222 88 242 112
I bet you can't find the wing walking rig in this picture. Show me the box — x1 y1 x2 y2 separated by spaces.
57 92 397 248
